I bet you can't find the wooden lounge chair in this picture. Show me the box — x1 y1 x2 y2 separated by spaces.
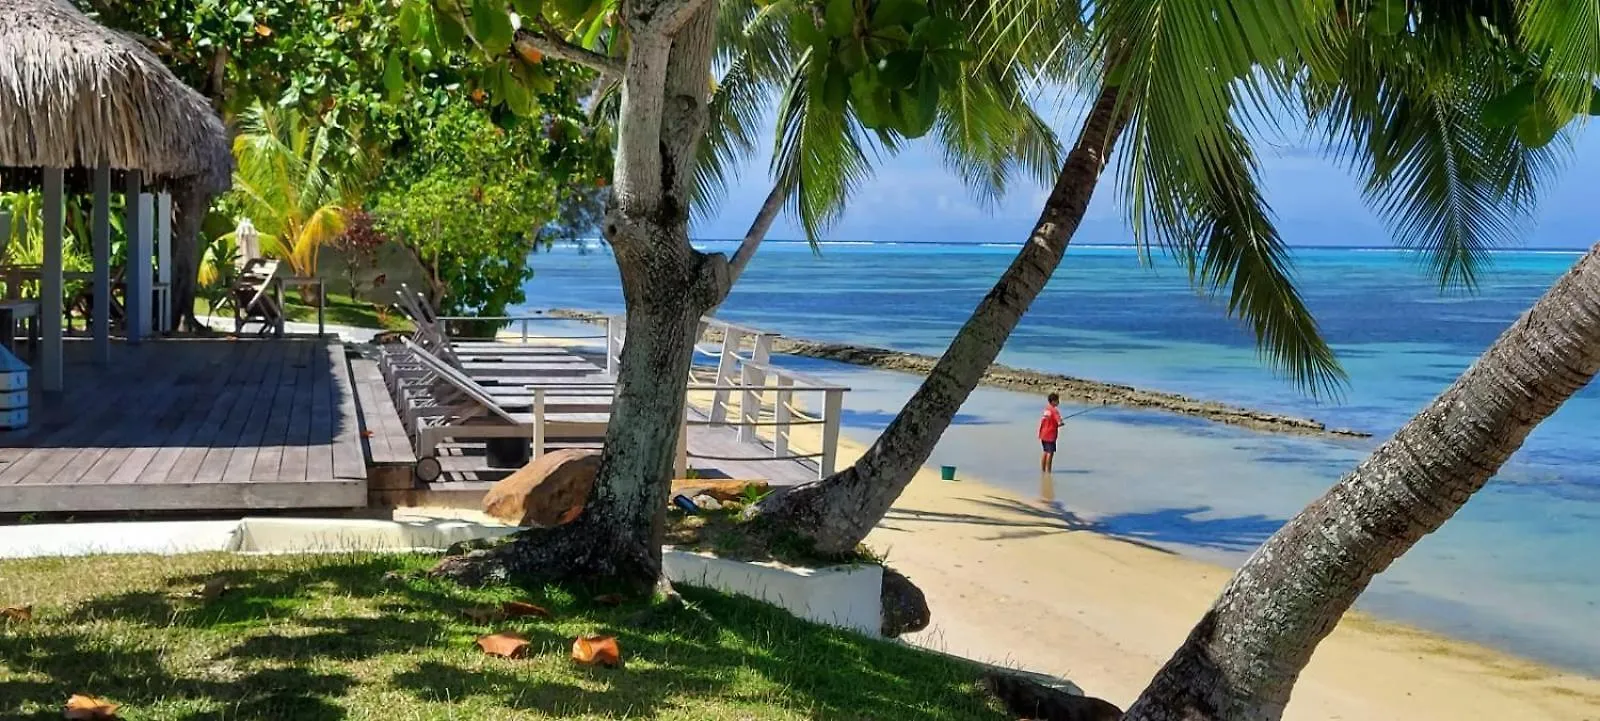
233 258 284 336
398 339 612 482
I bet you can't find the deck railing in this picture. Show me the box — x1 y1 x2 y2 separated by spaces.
432 310 849 480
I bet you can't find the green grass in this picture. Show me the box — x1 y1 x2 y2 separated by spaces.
0 553 1006 720
197 292 414 333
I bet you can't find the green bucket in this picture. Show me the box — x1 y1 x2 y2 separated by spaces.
939 465 957 482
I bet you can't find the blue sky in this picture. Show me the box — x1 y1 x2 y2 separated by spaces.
693 108 1600 249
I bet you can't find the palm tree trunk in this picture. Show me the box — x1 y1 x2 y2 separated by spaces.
726 182 786 285
754 82 1129 555
169 180 212 332
1123 243 1600 721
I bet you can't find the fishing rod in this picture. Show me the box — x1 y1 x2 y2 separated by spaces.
1060 402 1111 422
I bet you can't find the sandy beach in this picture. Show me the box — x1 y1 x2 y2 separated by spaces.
850 437 1600 720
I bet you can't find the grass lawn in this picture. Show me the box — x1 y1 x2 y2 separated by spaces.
197 292 414 334
0 552 1008 720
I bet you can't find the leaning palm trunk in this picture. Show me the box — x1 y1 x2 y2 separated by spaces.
1123 243 1600 721
755 84 1128 554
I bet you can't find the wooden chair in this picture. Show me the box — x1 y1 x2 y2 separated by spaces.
233 258 284 336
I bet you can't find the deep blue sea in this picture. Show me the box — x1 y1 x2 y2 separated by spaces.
518 240 1600 674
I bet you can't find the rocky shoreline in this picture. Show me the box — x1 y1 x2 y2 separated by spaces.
546 308 1370 440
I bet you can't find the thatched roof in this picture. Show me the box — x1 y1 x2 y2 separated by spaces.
0 0 231 194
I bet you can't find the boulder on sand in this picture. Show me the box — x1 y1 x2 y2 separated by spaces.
483 449 601 527
880 567 931 637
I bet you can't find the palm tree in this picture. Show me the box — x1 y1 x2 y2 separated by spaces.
228 102 360 297
753 1 1560 555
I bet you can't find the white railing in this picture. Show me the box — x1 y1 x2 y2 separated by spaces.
425 309 849 480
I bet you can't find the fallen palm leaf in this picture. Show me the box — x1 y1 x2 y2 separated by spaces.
592 593 624 607
476 631 531 658
63 694 119 720
571 635 622 668
1 605 32 622
502 601 551 619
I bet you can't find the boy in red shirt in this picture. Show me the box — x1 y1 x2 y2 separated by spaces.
1039 393 1063 473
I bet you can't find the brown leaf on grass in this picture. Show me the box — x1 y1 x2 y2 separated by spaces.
462 607 507 624
197 578 229 602
571 635 622 668
502 601 551 619
1 605 32 622
592 593 624 607
63 694 119 720
476 631 531 658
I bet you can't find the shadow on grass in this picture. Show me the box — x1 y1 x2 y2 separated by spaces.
1 554 1007 720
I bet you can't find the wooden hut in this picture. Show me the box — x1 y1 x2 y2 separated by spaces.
0 0 230 392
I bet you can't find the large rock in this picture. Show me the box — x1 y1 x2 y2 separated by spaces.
671 479 770 502
482 449 601 527
981 670 1122 721
880 567 931 637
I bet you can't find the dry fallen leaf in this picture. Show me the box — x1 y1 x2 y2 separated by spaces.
198 578 229 602
253 23 272 36
502 601 551 619
571 635 622 668
462 607 506 624
360 430 375 438
1 605 32 622
476 631 531 659
555 505 583 525
63 694 119 720
592 593 624 607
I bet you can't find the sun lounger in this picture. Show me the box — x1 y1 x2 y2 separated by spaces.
233 258 284 336
397 339 612 481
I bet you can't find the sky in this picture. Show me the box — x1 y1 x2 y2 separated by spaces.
692 104 1600 249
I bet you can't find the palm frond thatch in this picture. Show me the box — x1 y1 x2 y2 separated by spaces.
0 0 231 193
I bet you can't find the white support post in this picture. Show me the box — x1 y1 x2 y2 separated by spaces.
738 364 757 443
773 376 793 459
819 388 844 479
531 388 546 459
709 328 739 426
91 162 111 363
605 316 623 377
520 318 528 344
40 167 64 393
123 172 146 344
156 192 172 333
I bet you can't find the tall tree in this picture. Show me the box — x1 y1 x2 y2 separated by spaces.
753 0 1561 556
420 0 994 586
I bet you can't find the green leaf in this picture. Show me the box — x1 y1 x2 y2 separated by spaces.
839 41 867 73
1368 0 1407 36
870 0 926 30
398 1 424 41
512 0 544 20
1516 108 1560 148
822 61 850 112
790 10 824 46
383 51 406 98
825 0 854 38
436 8 467 47
1588 86 1600 116
471 0 516 55
231 8 255 24
910 16 962 50
553 0 592 21
503 71 535 116
1482 80 1536 128
876 51 920 89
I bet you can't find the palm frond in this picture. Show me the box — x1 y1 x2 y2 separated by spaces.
1518 0 1600 115
694 0 798 220
771 50 890 242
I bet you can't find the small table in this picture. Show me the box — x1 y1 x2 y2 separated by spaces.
0 299 41 355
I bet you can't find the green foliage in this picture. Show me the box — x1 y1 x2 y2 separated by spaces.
375 106 566 317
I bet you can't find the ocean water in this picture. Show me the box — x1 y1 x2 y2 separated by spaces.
518 241 1600 674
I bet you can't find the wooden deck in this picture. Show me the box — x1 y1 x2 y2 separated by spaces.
0 338 367 513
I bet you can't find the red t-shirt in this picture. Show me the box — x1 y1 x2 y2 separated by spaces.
1039 405 1063 442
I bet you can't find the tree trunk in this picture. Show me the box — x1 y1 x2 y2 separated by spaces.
726 182 786 285
1124 243 1600 721
431 0 725 589
753 83 1129 555
169 180 211 333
